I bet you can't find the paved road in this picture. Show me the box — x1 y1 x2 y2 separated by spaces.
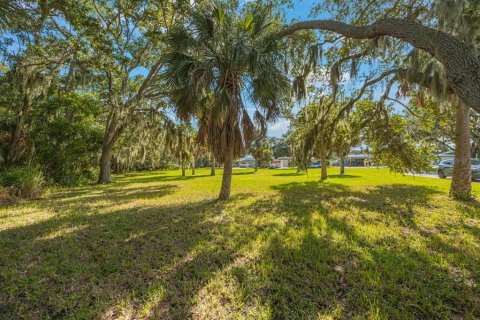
407 172 480 182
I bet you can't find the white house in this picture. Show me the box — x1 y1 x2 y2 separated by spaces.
345 154 372 167
236 155 256 168
273 157 291 168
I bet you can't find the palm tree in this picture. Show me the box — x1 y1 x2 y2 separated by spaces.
332 120 360 175
250 132 273 171
291 96 350 180
210 153 216 176
169 123 196 177
291 97 342 180
164 3 290 200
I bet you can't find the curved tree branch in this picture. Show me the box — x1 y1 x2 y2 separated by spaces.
278 18 480 113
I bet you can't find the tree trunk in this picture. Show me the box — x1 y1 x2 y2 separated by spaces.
320 150 328 180
471 141 480 159
98 113 126 184
6 119 24 165
340 156 345 175
111 156 120 174
450 104 472 199
280 18 480 114
211 156 216 176
191 160 195 176
181 165 186 177
98 142 114 184
6 98 30 166
219 153 233 200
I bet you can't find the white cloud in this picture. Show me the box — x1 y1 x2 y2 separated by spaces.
268 118 290 137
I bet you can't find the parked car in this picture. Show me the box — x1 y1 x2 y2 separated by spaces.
438 159 480 180
309 162 321 168
239 163 250 168
268 164 276 169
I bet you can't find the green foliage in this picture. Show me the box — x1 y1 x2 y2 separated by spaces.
0 166 45 199
30 92 103 184
364 109 436 173
168 123 197 172
290 97 436 175
268 134 290 158
0 1 26 30
113 110 174 172
289 97 341 171
404 92 455 153
0 0 472 193
332 117 359 159
250 132 274 168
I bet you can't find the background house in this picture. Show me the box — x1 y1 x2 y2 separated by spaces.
273 157 291 168
345 154 372 167
236 155 256 168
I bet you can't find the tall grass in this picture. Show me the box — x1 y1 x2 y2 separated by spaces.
0 166 45 199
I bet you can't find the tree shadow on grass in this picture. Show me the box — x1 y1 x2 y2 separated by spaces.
114 173 211 185
328 174 360 179
51 183 178 200
30 185 180 216
229 182 480 319
2 179 479 319
272 172 305 177
0 187 270 319
232 170 255 175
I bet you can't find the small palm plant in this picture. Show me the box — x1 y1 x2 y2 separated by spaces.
290 97 341 180
164 2 290 200
169 123 196 177
250 131 273 171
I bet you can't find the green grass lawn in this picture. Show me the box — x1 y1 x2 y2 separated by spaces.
1 168 479 319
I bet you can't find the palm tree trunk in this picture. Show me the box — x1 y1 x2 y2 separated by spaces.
191 159 195 175
181 165 186 177
320 150 328 180
340 156 345 175
211 156 216 176
219 153 233 200
450 104 472 199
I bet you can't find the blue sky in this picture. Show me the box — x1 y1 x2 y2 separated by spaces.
284 0 317 20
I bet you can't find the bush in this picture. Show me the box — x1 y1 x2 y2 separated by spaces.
0 187 13 203
0 167 45 199
57 167 98 186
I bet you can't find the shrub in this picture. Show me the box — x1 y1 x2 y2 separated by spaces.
0 167 45 199
0 187 13 203
58 167 98 186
